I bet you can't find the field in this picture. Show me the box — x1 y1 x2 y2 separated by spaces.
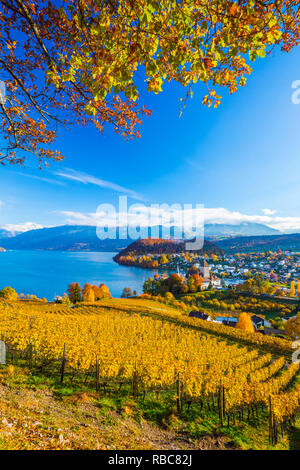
0 298 299 450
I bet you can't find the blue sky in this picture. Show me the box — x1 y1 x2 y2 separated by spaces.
1 45 300 233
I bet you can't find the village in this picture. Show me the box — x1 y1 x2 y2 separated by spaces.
159 250 300 294
188 310 270 333
140 249 300 337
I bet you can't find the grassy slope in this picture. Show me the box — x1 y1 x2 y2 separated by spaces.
0 363 234 450
0 360 295 451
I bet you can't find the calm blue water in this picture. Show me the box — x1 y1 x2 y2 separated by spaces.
0 251 157 300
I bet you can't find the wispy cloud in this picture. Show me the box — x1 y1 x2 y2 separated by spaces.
262 208 277 216
54 168 145 201
186 159 203 171
3 207 300 235
55 206 300 233
1 222 44 234
17 172 66 186
57 211 101 226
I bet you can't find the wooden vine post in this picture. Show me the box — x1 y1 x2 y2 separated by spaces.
28 317 33 368
274 415 278 445
28 340 33 369
176 373 183 413
132 364 139 398
96 357 100 392
269 395 274 445
219 380 224 427
60 343 67 384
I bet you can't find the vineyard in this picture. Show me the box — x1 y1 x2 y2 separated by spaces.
0 299 299 449
98 298 294 355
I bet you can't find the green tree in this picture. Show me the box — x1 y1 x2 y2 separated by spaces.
121 287 132 298
61 293 71 305
159 255 169 265
67 282 82 304
187 274 202 293
164 292 175 303
0 286 18 300
167 274 188 295
143 277 162 295
270 317 286 330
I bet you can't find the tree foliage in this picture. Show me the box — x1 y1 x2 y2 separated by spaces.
0 286 18 300
187 273 203 293
67 282 82 303
236 311 255 332
82 283 96 302
237 274 275 295
290 280 296 297
286 313 300 339
121 287 132 298
143 272 203 296
98 283 112 299
1 0 300 165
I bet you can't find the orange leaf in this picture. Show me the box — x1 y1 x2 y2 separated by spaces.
230 3 238 16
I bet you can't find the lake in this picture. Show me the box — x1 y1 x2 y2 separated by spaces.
0 250 158 300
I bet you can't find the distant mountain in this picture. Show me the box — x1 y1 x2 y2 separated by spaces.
143 223 280 239
204 223 280 239
216 233 300 253
114 237 224 263
0 228 19 238
0 225 133 252
0 225 225 254
0 223 293 253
